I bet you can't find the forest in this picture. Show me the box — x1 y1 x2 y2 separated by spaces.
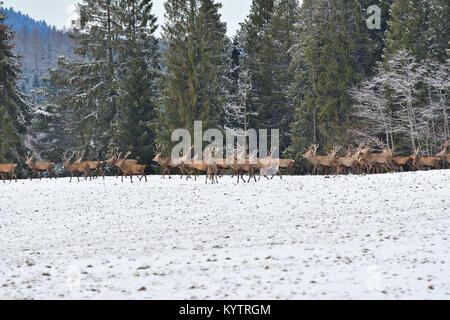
0 0 449 176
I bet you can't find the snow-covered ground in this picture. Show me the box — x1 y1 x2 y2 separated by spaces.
0 170 449 300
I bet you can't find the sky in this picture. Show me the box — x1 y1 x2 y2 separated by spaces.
3 0 253 37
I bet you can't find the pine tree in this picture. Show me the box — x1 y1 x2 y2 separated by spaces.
237 0 275 133
117 0 160 169
253 0 299 153
36 0 160 163
159 0 229 151
288 0 372 166
384 0 449 62
0 5 29 164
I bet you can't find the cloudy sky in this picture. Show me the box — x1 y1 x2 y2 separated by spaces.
3 0 252 36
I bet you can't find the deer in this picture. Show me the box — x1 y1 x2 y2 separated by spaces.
303 144 323 175
0 163 17 183
392 148 416 172
411 149 441 171
229 148 258 183
437 141 450 168
358 138 394 174
75 150 105 179
106 147 138 178
268 147 296 180
184 154 208 180
153 144 188 179
25 151 56 180
62 151 91 182
257 147 278 180
205 148 219 184
324 146 341 175
117 152 147 183
331 144 363 175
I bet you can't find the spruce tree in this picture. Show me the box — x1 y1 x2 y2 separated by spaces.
0 5 29 164
117 0 160 169
384 0 449 62
253 0 299 153
288 0 372 166
159 0 229 151
36 0 160 163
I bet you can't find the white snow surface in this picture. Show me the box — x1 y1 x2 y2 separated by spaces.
0 170 449 300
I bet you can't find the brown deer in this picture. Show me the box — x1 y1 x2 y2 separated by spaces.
153 153 188 179
257 147 278 180
268 146 296 180
106 147 138 178
25 151 56 180
411 150 441 170
437 141 450 168
205 148 219 184
62 151 91 182
0 163 17 183
230 148 258 183
75 150 105 179
117 152 147 183
332 144 364 175
392 148 416 172
358 138 393 174
184 154 208 181
303 144 327 175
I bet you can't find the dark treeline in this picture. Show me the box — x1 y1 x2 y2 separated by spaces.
0 0 448 176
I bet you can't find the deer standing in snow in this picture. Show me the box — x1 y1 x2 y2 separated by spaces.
0 163 17 183
25 151 56 180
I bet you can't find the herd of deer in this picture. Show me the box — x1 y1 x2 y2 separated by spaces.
303 139 450 175
0 140 449 183
152 145 295 184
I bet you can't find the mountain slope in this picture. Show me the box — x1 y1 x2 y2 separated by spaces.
0 6 74 94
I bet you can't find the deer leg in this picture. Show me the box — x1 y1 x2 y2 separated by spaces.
1 173 5 183
168 168 171 179
130 174 133 183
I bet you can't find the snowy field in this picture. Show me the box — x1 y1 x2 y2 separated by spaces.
0 170 449 300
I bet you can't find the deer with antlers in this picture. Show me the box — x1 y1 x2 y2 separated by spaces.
74 150 105 180
153 144 189 179
331 144 363 175
437 141 450 168
229 148 258 183
0 163 18 183
62 151 91 182
358 138 394 174
303 144 334 175
266 147 295 180
411 149 441 171
117 152 147 183
106 147 138 178
25 151 56 180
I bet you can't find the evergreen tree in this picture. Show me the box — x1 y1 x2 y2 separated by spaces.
159 0 229 151
288 0 372 168
0 4 29 164
36 0 160 164
254 0 299 153
117 0 160 169
384 0 449 62
237 0 275 133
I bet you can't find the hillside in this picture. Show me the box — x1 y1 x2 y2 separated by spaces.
0 171 448 299
0 7 74 95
